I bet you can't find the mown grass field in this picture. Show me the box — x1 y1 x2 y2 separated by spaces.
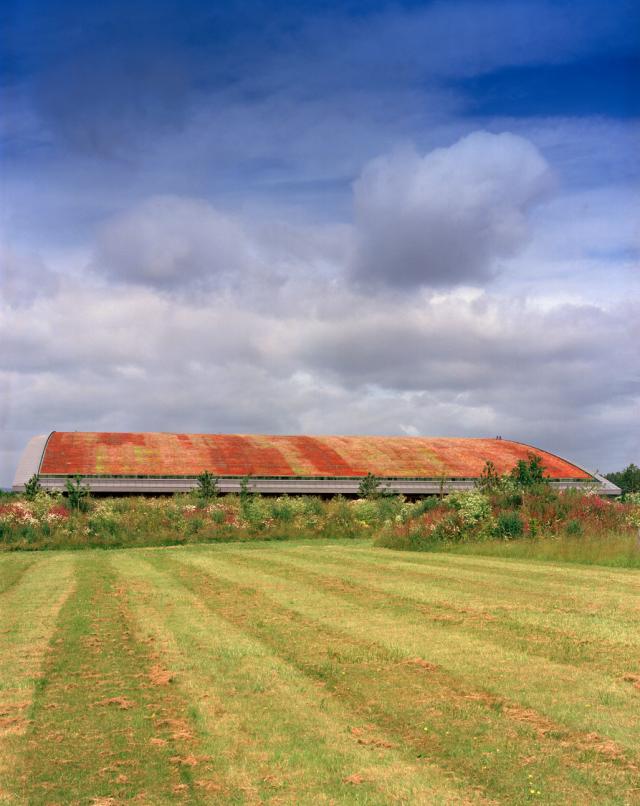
1 541 639 804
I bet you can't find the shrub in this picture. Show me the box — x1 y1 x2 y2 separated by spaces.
448 491 491 526
270 496 294 523
242 496 271 530
197 470 219 501
431 512 466 543
504 490 524 508
565 519 583 536
323 496 359 539
24 474 43 500
302 496 324 517
375 494 406 524
496 511 524 539
411 497 439 517
239 476 255 517
210 507 226 525
477 460 501 492
65 476 91 513
358 473 384 499
88 515 120 538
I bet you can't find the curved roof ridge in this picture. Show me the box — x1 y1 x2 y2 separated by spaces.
492 437 596 481
12 433 52 489
34 431 594 481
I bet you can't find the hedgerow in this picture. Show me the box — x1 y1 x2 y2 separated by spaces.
0 459 638 566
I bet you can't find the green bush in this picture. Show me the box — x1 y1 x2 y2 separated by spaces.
24 474 43 500
65 476 91 513
357 473 382 499
504 490 524 508
448 491 491 525
210 508 226 525
322 496 359 539
496 511 524 539
411 497 439 517
565 519 583 536
197 470 219 501
375 494 405 524
270 496 294 523
2 470 639 560
302 496 324 517
510 453 548 488
431 512 466 543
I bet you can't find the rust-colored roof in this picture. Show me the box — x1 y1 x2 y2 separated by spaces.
38 432 593 480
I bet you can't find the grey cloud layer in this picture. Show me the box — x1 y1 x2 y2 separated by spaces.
95 197 253 288
0 243 59 306
1 275 638 485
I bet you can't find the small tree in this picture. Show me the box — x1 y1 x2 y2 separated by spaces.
240 475 252 501
24 473 43 500
477 460 501 492
510 453 547 488
358 472 392 499
197 470 219 501
239 475 255 517
65 475 90 512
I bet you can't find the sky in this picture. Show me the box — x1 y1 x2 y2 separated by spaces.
1 0 639 486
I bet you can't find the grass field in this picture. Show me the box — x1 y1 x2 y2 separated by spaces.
1 541 639 804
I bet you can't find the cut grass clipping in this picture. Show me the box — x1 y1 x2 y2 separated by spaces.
1 543 639 804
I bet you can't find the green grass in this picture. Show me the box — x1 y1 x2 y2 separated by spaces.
441 533 640 568
1 542 639 804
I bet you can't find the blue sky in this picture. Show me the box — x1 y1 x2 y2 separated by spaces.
1 0 638 485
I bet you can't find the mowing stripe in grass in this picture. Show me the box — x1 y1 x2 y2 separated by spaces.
158 549 639 804
216 543 640 656
278 546 640 612
0 554 75 802
227 548 639 678
287 544 640 599
241 543 640 627
256 546 640 654
113 551 477 805
0 555 36 596
212 550 635 679
324 545 640 598
3 553 208 805
177 549 640 752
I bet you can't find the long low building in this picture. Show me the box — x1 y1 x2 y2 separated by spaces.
12 431 620 496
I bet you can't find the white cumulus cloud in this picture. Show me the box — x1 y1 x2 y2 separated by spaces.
351 131 553 289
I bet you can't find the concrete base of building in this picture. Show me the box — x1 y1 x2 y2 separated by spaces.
13 474 620 497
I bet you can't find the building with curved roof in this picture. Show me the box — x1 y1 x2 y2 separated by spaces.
12 431 619 495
